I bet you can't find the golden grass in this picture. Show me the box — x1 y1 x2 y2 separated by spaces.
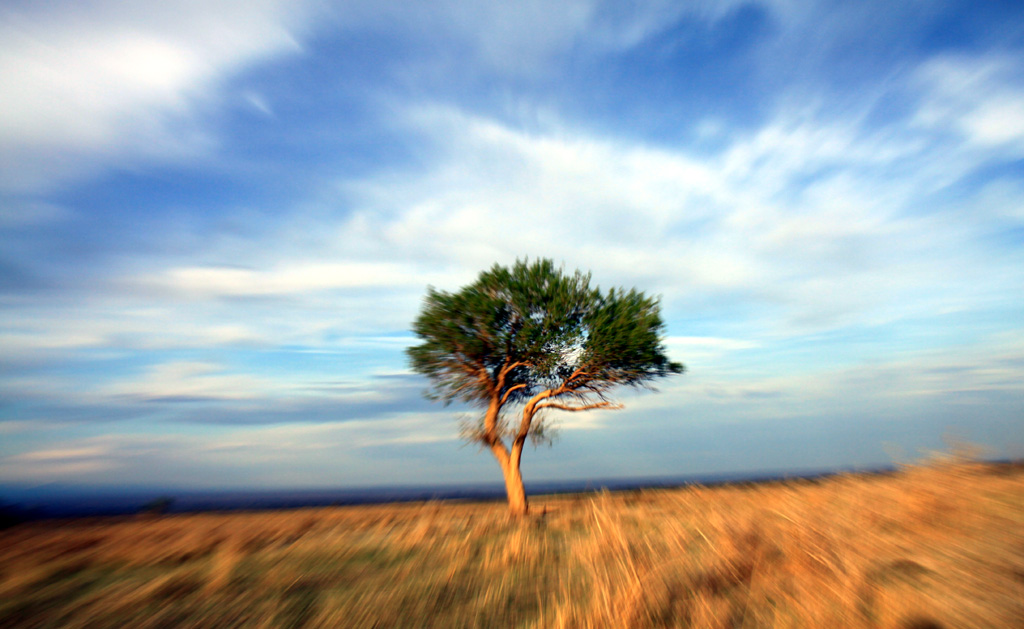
1 456 1022 628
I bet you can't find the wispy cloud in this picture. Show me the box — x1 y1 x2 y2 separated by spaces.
916 55 1024 139
143 261 428 297
0 415 466 488
331 100 1021 336
1 0 1022 490
0 0 320 192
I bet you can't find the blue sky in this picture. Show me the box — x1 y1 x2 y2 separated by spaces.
1 0 1022 493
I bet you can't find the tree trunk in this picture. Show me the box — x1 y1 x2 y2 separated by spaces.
502 458 529 516
484 392 532 517
490 443 529 516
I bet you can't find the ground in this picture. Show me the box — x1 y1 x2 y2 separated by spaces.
1 456 1022 628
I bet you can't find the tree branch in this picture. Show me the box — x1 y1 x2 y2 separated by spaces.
447 374 483 397
535 401 622 412
501 361 527 377
495 359 526 395
500 383 527 405
565 368 589 383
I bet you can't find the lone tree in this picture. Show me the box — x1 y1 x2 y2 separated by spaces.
407 259 684 516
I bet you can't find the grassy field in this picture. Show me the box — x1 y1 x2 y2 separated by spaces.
1 455 1022 628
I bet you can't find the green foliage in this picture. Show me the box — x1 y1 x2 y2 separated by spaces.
407 258 683 416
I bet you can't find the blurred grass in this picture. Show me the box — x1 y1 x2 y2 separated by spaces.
1 454 1022 628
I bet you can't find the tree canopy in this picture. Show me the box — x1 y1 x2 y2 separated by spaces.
407 258 683 514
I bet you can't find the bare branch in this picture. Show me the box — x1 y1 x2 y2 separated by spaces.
536 401 622 412
500 383 527 405
495 359 528 398
565 368 589 384
501 361 528 377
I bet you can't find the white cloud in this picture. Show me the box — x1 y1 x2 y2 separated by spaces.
0 444 118 482
333 0 762 79
632 330 1024 430
665 337 759 363
0 292 422 365
5 74 1020 367
12 446 110 462
99 360 274 401
0 308 268 360
915 55 1024 150
2 1 1022 492
0 331 107 354
0 0 789 196
0 0 319 192
0 421 44 435
149 261 426 297
8 328 1021 487
328 102 1010 336
0 414 463 487
0 459 116 481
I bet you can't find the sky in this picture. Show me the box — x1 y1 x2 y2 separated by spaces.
1 0 1023 495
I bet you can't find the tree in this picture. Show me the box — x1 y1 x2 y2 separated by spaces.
407 259 684 516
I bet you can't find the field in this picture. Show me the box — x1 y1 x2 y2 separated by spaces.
1 455 1022 628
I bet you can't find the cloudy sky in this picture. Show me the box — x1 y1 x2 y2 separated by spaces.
2 0 1022 494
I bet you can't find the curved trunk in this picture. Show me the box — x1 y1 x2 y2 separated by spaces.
490 442 529 516
502 460 528 516
485 388 531 516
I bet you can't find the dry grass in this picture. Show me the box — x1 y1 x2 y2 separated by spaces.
2 456 1022 628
